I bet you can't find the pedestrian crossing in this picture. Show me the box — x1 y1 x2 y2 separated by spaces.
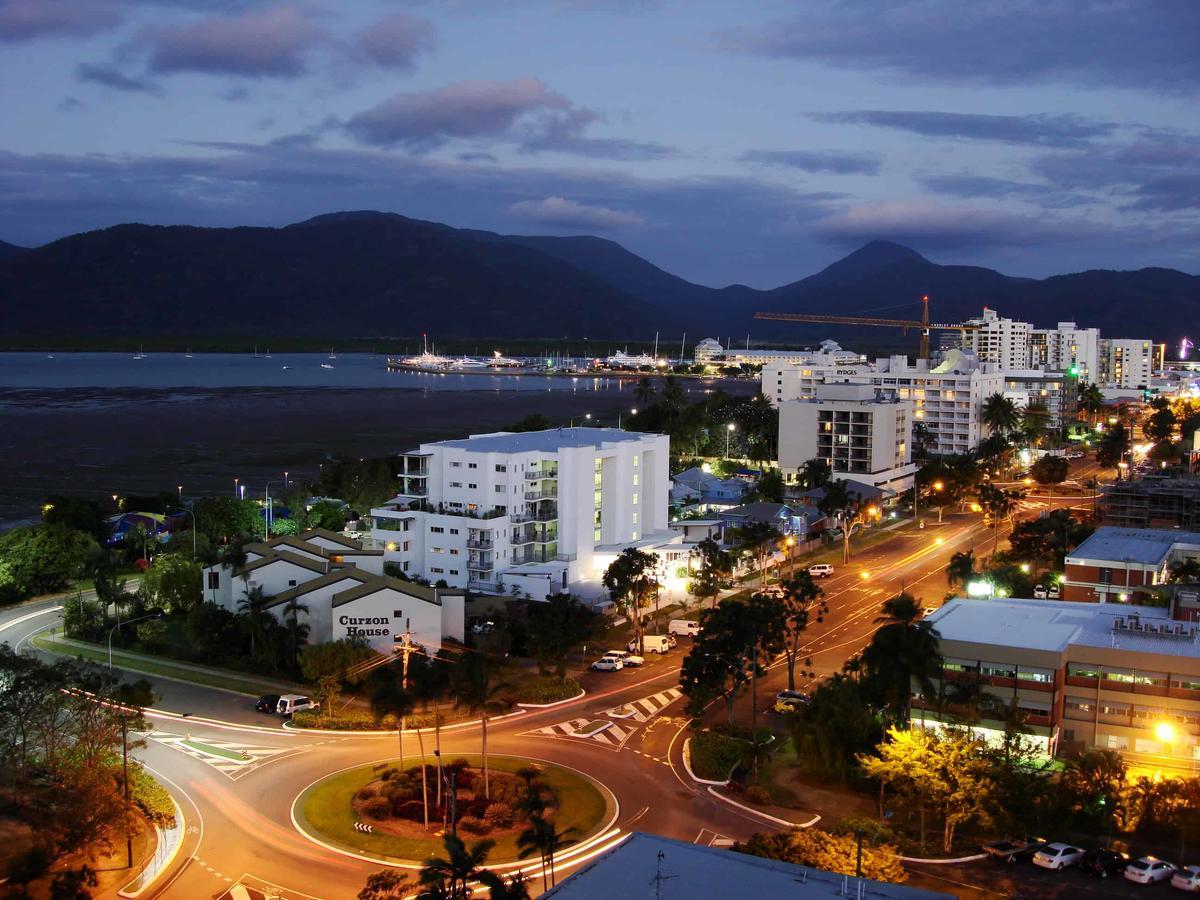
148 730 297 779
523 687 683 748
603 687 683 723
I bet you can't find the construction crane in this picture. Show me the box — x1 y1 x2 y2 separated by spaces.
754 295 977 360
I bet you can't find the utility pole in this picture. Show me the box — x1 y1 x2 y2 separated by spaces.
123 713 132 868
395 626 429 828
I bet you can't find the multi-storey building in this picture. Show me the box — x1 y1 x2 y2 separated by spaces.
920 597 1200 764
1063 526 1200 604
1030 321 1102 383
962 307 1031 370
765 349 1004 456
1099 475 1200 530
1102 338 1155 390
369 428 671 599
778 383 916 492
1000 368 1078 428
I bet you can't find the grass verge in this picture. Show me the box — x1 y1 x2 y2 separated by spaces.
32 630 295 696
298 755 608 863
690 730 747 781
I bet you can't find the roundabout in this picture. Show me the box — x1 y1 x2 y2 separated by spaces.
291 754 616 868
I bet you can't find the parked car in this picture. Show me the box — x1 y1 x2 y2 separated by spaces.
591 657 624 672
774 689 810 712
1033 843 1086 870
255 693 281 713
1066 450 1085 460
808 563 834 579
669 619 701 637
1171 865 1200 891
275 694 318 716
604 650 644 667
1033 585 1048 598
1047 585 1061 599
628 635 671 654
1081 848 1131 878
1125 857 1176 884
982 836 1047 863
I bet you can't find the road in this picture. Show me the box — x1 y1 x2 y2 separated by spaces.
0 457 1112 898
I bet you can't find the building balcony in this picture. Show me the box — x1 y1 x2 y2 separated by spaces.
401 483 428 497
510 512 535 524
467 558 493 571
534 508 558 522
466 539 493 550
525 489 557 501
524 468 558 480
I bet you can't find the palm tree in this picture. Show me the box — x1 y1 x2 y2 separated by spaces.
981 393 1021 436
419 833 495 900
1078 382 1105 426
945 550 976 590
516 814 577 892
861 593 941 726
237 585 269 660
476 870 531 900
634 376 655 406
450 651 510 800
660 374 685 414
369 668 415 785
797 457 832 490
410 651 452 809
1022 402 1051 447
281 596 310 673
733 520 779 587
780 572 826 690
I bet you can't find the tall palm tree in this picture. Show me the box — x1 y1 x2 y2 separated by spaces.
237 586 269 660
369 668 415 780
945 550 976 590
419 833 495 900
476 870 531 900
981 393 1021 436
516 814 577 892
862 593 941 727
634 376 656 406
1078 382 1105 426
450 651 510 800
660 374 686 414
797 457 832 490
281 596 310 673
780 572 826 690
410 651 452 809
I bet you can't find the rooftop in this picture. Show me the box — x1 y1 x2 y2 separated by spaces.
1067 526 1200 566
929 597 1200 660
543 833 951 899
414 427 655 454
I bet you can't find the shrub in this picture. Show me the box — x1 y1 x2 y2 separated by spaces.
362 797 391 820
463 799 490 819
381 781 415 802
354 786 378 802
458 816 491 835
745 786 772 806
516 676 582 704
484 803 513 828
735 828 907 883
393 800 426 821
689 731 746 781
481 772 524 806
130 767 176 828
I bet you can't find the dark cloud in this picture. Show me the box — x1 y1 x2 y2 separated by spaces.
138 4 323 78
740 149 880 175
725 1 1200 93
221 86 249 102
509 196 644 230
458 152 498 163
355 12 435 71
812 110 1116 149
1031 135 1200 212
518 107 675 160
812 201 1110 250
77 62 160 95
0 0 121 43
57 96 86 113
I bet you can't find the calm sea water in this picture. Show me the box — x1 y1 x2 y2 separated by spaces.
0 351 630 391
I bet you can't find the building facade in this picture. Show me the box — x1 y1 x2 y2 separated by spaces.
1063 526 1200 603
1000 369 1079 428
919 597 1200 765
369 428 672 598
1102 338 1155 390
1099 475 1200 530
962 307 1032 370
778 383 916 492
1030 321 1102 383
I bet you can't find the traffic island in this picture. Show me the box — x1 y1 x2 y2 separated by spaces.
292 754 612 865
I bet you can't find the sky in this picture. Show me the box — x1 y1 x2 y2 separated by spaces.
0 0 1197 288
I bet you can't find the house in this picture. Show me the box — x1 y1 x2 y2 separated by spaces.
718 502 799 535
797 478 887 510
200 531 462 654
669 466 747 509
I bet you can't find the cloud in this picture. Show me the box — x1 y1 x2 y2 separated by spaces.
355 13 435 71
76 62 160 94
1031 134 1200 212
345 77 569 149
811 110 1116 149
509 196 644 230
740 149 881 175
139 4 323 77
812 201 1108 250
0 0 121 43
57 96 86 113
724 1 1200 93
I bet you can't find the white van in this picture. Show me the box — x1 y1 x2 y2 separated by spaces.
629 635 672 654
668 619 701 638
276 694 318 716
808 564 834 578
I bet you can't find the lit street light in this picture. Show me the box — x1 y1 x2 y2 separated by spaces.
843 505 881 565
109 611 162 668
234 477 240 498
726 422 736 458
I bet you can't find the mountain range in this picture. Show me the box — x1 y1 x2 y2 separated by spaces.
1 210 1196 347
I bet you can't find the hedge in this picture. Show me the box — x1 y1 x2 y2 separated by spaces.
131 766 176 828
689 730 746 781
516 676 581 704
292 708 455 731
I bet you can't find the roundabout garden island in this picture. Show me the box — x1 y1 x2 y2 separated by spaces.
295 754 613 865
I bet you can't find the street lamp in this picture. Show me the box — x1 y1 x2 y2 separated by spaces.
726 422 736 458
843 505 881 565
234 477 240 498
932 480 945 523
618 408 638 429
169 504 197 560
784 534 796 574
283 470 289 488
109 612 162 668
176 485 182 499
569 413 592 427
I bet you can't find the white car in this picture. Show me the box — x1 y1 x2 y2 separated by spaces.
1047 585 1061 599
591 657 624 672
1172 865 1200 891
603 650 644 667
808 564 834 578
275 694 318 716
1125 857 1176 884
1033 843 1086 870
1033 585 1048 599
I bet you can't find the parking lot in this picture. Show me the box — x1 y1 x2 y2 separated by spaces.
908 854 1198 899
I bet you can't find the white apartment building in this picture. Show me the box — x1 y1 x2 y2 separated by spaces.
1030 321 1102 383
370 428 672 600
1001 369 1078 428
1102 338 1154 390
765 349 1004 456
699 339 865 368
693 338 724 363
778 384 916 493
962 307 1031 370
